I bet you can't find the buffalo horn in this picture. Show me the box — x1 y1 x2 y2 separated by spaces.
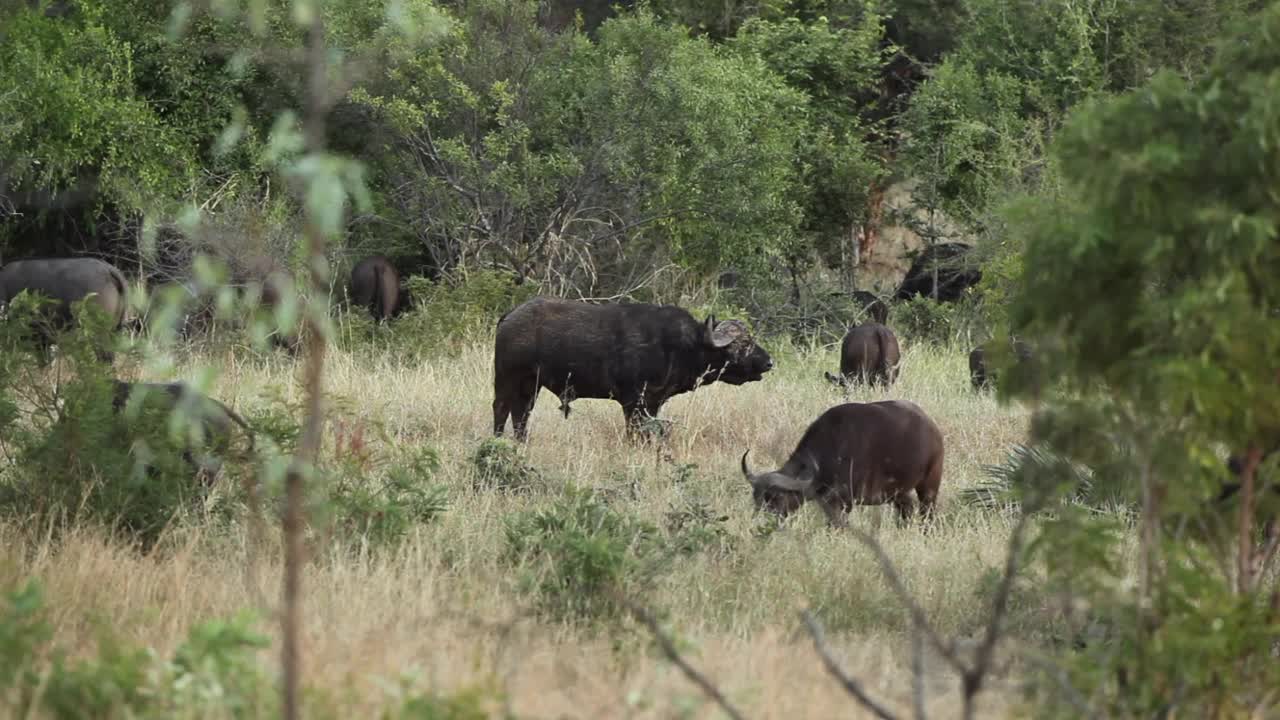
740 449 753 483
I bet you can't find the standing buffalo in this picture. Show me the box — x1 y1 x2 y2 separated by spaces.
349 255 402 321
825 322 901 388
740 400 944 528
0 256 128 360
894 243 982 303
969 339 1035 391
849 290 890 325
492 297 774 440
112 380 255 482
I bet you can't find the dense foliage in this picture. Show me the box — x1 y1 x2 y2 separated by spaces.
4 0 1280 715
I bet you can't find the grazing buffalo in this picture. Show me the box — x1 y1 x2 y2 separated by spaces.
894 243 982 303
349 255 401 321
492 297 774 440
0 257 128 359
825 322 901 388
849 290 890 325
252 272 301 353
740 400 945 528
112 380 255 481
969 339 1035 391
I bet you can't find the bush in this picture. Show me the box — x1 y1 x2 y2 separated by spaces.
0 581 271 719
470 438 540 493
0 300 237 548
503 485 668 623
326 444 449 550
386 270 539 359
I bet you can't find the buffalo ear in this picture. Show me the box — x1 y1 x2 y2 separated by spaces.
705 316 736 348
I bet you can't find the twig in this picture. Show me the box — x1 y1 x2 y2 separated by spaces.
911 622 928 720
618 594 747 720
801 611 899 720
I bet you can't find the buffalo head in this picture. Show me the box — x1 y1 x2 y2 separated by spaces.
703 316 773 385
740 449 815 518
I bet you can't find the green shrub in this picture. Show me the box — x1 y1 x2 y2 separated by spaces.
503 485 668 623
0 581 271 719
327 444 449 549
892 295 957 346
389 270 539 359
382 678 515 720
469 438 540 493
0 300 235 548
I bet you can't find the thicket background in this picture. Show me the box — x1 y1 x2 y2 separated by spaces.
2 0 1279 718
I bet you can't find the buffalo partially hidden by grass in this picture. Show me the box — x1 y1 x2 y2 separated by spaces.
0 256 128 361
825 322 901 388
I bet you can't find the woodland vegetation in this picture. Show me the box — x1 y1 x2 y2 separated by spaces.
1 0 1278 717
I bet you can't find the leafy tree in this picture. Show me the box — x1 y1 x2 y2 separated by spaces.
732 11 889 269
355 1 806 291
1001 4 1280 713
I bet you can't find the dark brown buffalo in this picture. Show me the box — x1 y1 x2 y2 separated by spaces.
740 400 944 528
894 242 982 303
969 339 1035 391
112 380 255 481
492 297 774 440
850 290 890 325
0 256 128 359
825 322 901 388
252 272 301 353
349 255 401 321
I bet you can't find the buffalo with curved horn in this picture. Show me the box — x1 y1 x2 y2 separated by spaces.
740 400 945 528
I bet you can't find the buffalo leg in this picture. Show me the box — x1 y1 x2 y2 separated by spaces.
893 493 916 527
916 458 943 528
494 376 538 441
622 395 667 440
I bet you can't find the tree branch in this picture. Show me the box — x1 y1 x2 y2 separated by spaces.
801 610 899 720
618 595 747 720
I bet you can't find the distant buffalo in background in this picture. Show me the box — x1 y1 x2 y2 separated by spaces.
894 243 982 303
349 255 402 321
492 297 774 440
969 339 1035 392
740 399 945 528
825 322 901 388
251 272 301 353
0 256 128 360
112 380 255 482
849 290 889 325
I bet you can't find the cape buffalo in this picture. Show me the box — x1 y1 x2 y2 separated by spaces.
850 290 889 325
825 322 901 388
969 339 1035 391
112 380 255 482
252 272 301 354
492 297 774 440
894 243 982 303
740 400 944 528
349 255 401 321
0 256 128 360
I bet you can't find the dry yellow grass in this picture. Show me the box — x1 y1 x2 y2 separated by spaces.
0 335 1039 719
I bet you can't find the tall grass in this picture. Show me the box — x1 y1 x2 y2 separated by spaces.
0 336 1043 718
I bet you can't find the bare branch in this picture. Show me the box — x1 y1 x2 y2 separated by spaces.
911 622 928 720
847 526 965 672
618 595 747 720
801 610 899 720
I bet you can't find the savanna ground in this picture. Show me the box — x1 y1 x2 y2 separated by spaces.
1 333 1056 719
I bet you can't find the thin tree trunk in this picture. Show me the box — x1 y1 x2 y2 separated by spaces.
1236 445 1262 595
283 12 332 720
